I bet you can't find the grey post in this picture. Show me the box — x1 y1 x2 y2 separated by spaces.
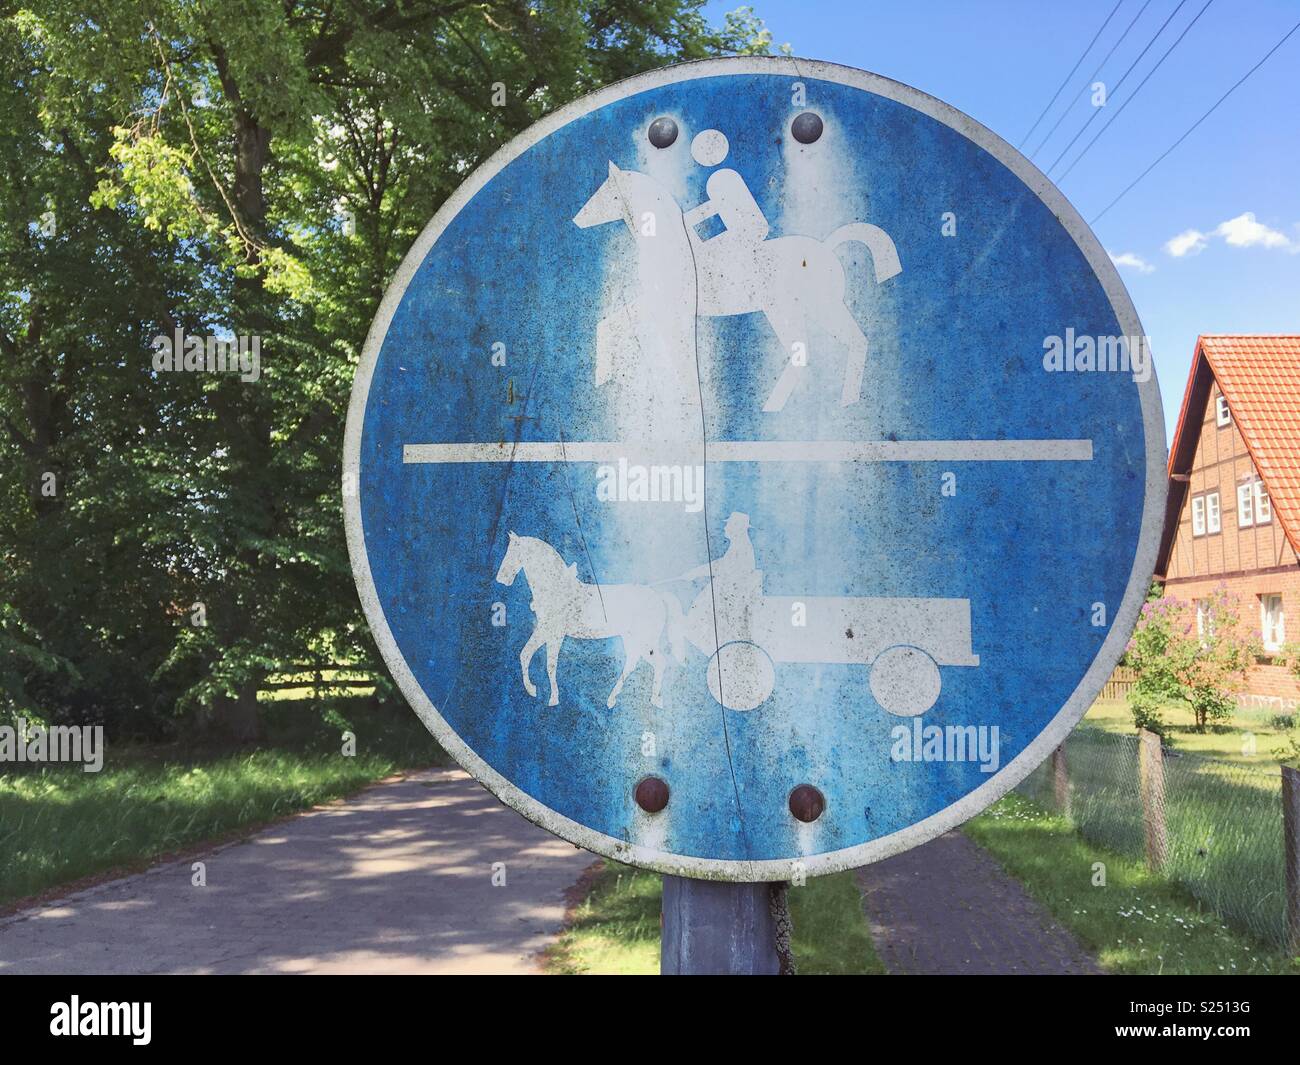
661 876 781 974
1137 728 1167 872
1283 764 1300 956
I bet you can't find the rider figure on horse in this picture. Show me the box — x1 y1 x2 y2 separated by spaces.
682 131 770 267
683 170 769 250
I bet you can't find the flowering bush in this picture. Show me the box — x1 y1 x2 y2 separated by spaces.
1125 587 1257 734
1274 645 1300 767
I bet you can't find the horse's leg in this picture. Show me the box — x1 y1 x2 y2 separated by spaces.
519 626 544 698
649 642 667 709
760 298 809 412
595 299 635 387
821 300 869 406
595 314 613 386
607 637 643 709
545 635 563 707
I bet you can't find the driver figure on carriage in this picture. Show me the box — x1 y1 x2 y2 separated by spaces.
678 511 763 646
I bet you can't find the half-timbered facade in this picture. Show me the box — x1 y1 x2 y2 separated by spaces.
1157 336 1300 711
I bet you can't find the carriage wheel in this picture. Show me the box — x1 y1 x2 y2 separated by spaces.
869 645 941 717
706 641 775 711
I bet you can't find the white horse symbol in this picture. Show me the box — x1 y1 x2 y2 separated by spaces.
574 160 901 411
495 532 687 709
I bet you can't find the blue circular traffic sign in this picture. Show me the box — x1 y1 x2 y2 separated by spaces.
345 57 1165 879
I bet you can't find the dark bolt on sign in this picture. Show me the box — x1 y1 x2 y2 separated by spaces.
344 58 1165 880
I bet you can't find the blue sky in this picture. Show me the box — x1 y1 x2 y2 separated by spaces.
706 0 1300 441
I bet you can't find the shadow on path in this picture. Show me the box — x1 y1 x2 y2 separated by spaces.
0 769 591 974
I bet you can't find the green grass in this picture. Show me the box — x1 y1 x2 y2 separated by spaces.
965 792 1297 975
1085 698 1296 766
546 863 662 975
0 696 443 909
788 866 886 974
545 861 885 975
1024 726 1290 949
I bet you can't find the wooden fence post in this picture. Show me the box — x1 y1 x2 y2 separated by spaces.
1138 728 1167 872
1051 743 1070 818
1283 764 1300 956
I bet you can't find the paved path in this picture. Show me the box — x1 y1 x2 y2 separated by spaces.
857 832 1102 975
0 769 591 975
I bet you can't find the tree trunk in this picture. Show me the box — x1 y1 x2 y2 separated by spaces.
206 43 273 745
212 676 262 743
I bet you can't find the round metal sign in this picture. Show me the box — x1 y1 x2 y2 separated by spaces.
344 56 1165 879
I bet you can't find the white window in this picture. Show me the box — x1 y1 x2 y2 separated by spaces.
1196 599 1216 641
1206 491 1221 533
1238 482 1254 527
1254 481 1271 524
1192 495 1206 536
1216 394 1231 426
1261 594 1285 653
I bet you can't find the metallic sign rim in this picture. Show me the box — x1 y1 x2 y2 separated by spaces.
343 55 1167 881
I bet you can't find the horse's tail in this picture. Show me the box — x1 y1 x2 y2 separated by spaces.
658 591 688 663
826 222 902 283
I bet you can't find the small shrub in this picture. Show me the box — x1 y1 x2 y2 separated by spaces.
1125 588 1257 733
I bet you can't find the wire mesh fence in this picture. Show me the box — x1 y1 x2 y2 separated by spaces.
1017 726 1293 953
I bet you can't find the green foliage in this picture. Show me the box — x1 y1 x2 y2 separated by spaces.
1280 642 1300 680
1126 588 1258 733
1273 644 1300 765
1272 711 1300 769
1128 689 1169 739
0 2 782 737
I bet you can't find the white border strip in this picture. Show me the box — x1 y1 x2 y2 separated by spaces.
403 439 1094 463
343 55 1167 882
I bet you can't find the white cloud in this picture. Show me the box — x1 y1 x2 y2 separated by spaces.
1164 228 1208 258
1163 212 1297 258
1109 250 1155 274
1213 211 1293 250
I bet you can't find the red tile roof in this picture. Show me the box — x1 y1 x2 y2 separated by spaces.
1158 336 1300 574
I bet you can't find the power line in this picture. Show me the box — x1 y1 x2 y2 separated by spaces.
1091 18 1300 224
1046 0 1190 177
1030 0 1153 161
1057 0 1214 184
1019 0 1125 149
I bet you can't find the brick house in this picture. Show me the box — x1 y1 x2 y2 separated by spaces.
1155 335 1300 712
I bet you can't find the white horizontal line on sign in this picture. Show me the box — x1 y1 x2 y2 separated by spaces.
402 439 1094 463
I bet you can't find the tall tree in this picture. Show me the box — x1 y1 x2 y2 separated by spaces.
0 1 782 738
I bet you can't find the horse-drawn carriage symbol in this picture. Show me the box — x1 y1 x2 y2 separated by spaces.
495 513 979 717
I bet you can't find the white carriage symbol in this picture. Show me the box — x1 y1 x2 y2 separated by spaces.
667 512 979 715
681 588 980 717
494 514 978 717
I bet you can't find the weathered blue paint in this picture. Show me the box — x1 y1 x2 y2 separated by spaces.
346 58 1163 878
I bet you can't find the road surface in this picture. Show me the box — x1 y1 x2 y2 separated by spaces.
0 768 590 974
